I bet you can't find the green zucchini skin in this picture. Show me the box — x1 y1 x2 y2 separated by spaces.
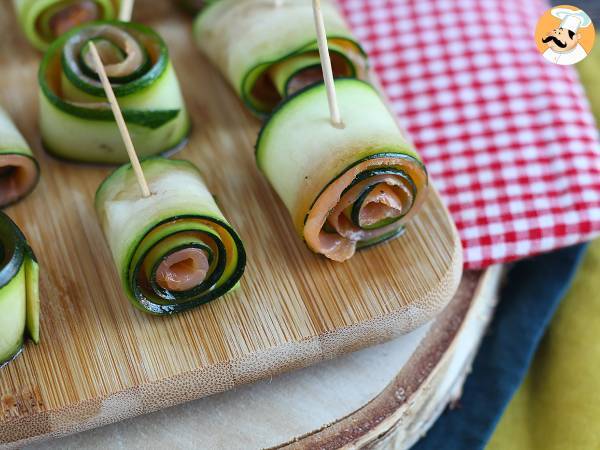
255 79 429 261
0 212 40 367
0 106 41 208
12 0 119 51
39 20 191 164
194 0 367 117
95 157 246 315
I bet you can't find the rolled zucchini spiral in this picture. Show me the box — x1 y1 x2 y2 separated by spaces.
95 157 246 315
0 212 40 367
13 0 120 51
39 21 190 164
0 106 40 208
194 0 367 117
256 79 429 262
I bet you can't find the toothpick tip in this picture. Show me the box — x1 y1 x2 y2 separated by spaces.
312 0 343 129
332 119 345 129
89 41 151 199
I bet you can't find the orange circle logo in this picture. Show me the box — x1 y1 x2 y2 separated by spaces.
535 5 595 65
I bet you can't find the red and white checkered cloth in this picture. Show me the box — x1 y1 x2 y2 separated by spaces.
339 0 600 269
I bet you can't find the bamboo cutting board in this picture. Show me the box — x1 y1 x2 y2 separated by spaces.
0 1 462 447
26 269 500 450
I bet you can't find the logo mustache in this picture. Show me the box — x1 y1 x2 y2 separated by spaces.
542 35 567 48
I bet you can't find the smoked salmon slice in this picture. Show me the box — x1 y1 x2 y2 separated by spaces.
0 106 40 208
305 156 427 262
156 248 210 292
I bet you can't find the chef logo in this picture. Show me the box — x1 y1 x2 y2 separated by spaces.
535 5 595 65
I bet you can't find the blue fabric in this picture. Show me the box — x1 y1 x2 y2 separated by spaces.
411 243 589 450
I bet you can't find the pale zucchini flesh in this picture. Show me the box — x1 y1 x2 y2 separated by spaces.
96 157 246 315
25 256 40 344
0 212 40 367
0 266 26 366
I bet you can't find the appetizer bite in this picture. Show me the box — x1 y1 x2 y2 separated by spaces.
194 0 367 116
0 212 40 367
0 106 40 208
39 21 190 164
95 157 246 315
13 0 120 51
256 79 428 262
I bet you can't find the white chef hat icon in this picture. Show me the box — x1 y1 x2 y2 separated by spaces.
551 7 592 33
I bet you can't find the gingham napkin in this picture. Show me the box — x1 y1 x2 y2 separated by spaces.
339 0 600 269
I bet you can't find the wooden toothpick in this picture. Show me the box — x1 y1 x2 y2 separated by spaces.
89 42 151 198
312 0 343 128
119 0 135 21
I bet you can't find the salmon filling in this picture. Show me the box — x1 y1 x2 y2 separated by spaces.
45 1 101 39
156 248 210 292
256 48 362 110
304 156 427 262
0 155 39 207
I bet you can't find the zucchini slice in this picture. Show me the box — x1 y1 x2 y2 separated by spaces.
194 0 367 117
0 106 40 208
95 157 246 315
0 212 40 367
256 79 429 262
12 0 119 51
25 255 40 344
39 20 191 164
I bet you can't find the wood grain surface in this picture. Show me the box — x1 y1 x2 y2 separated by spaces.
291 268 501 450
23 268 500 450
0 1 462 447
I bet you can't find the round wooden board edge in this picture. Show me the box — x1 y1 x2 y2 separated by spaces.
0 243 462 449
277 266 503 450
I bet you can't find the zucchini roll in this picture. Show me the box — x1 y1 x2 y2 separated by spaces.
39 21 190 164
13 0 120 51
0 212 40 367
194 0 367 116
256 79 428 262
0 106 40 208
95 157 246 315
